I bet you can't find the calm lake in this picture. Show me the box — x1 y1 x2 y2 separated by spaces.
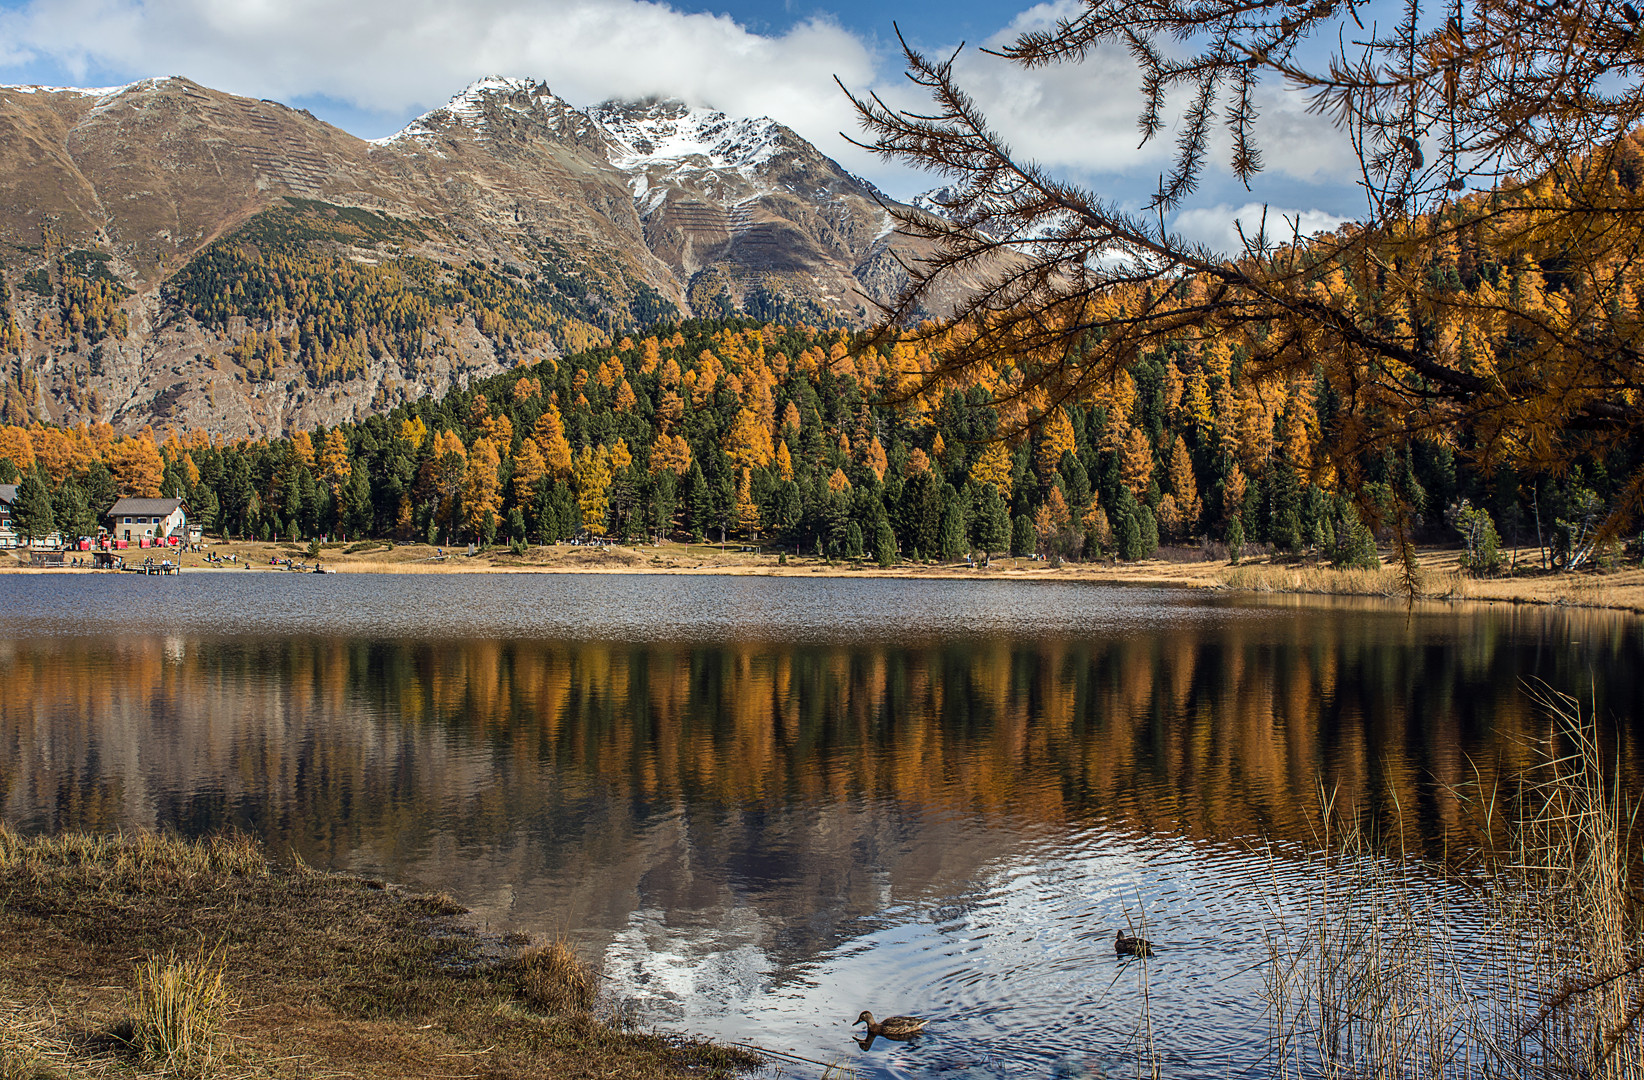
2 574 1641 1078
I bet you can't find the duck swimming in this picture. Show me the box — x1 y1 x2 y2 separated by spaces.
855 1011 928 1039
1115 928 1155 957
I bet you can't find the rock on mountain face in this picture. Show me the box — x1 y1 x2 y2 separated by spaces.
0 75 954 436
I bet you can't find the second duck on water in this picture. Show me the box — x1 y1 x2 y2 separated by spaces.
855 1011 928 1039
1115 929 1155 957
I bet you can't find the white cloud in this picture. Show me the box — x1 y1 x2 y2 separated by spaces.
1171 202 1348 257
0 0 1363 203
0 0 881 165
874 2 1177 178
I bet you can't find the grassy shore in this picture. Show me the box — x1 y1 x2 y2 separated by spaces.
0 828 759 1080
4 538 1643 614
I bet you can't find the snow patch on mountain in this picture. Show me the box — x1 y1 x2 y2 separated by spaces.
0 77 175 102
371 75 567 148
0 82 128 96
911 186 963 219
589 99 789 175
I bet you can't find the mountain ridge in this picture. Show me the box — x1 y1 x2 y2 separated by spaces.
0 74 961 436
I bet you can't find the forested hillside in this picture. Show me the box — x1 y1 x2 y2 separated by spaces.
0 77 959 436
2 315 1633 569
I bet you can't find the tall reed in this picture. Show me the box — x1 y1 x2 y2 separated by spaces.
1263 690 1642 1079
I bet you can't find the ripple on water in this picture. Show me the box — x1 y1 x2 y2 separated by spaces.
602 821 1377 1080
0 573 1250 643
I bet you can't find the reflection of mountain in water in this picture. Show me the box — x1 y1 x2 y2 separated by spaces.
3 593 1639 970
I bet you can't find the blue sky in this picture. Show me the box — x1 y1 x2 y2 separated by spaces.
0 0 1361 252
687 0 1035 44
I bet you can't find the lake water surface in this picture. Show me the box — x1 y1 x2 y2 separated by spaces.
2 574 1640 1078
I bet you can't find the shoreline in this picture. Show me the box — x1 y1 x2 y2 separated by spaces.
0 828 759 1080
4 540 1642 615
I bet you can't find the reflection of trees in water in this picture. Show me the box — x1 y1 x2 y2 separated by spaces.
0 607 1639 940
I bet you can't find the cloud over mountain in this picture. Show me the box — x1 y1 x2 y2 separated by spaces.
0 0 1358 211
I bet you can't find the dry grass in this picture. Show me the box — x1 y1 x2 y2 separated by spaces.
0 828 265 889
117 949 231 1073
0 826 759 1080
0 1002 66 1080
1263 690 1643 1079
500 938 600 1015
1223 563 1410 597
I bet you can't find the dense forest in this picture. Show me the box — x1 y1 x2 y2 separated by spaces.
1 313 1635 571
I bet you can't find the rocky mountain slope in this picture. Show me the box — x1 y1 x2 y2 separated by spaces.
0 75 951 435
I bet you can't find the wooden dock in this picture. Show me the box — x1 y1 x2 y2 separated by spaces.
119 559 178 575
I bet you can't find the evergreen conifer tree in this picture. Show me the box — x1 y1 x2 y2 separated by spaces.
874 519 897 567
1012 513 1035 557
974 485 1011 561
1138 503 1159 559
51 480 91 544
1114 489 1145 561
939 500 966 561
12 471 54 544
846 521 864 559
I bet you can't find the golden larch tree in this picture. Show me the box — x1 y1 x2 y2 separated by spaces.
1166 436 1200 528
1033 486 1072 545
726 408 774 472
0 426 35 470
462 437 503 539
1120 428 1154 497
735 469 759 536
1224 463 1249 522
290 430 315 467
107 435 164 497
513 438 547 507
1036 409 1078 480
532 405 573 479
319 429 352 498
480 412 514 450
651 432 693 476
571 445 613 536
969 441 1013 498
398 416 427 451
864 436 888 482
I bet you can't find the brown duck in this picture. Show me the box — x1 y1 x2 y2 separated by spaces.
854 1011 928 1039
1115 928 1155 958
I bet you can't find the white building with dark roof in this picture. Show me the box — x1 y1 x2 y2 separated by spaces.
0 484 16 548
107 497 186 545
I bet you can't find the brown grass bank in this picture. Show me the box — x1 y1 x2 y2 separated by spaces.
5 539 1643 614
1224 547 1644 613
0 828 758 1080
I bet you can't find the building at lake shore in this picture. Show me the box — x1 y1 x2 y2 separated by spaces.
107 498 188 546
